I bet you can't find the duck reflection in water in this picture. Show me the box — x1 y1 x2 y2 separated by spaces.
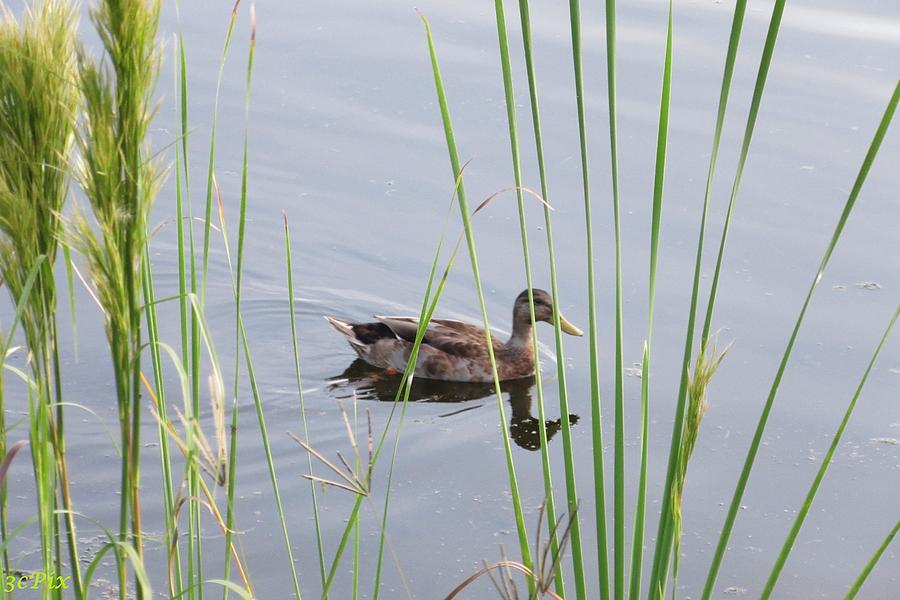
328 359 579 451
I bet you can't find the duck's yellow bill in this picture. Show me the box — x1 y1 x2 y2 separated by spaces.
558 314 583 337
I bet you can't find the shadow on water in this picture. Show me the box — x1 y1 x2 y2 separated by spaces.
327 358 579 451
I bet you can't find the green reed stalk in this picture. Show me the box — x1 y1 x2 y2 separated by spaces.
700 79 900 600
177 25 203 600
160 33 190 598
0 3 81 595
200 2 240 304
173 0 192 432
172 0 194 418
566 2 609 596
73 1 163 596
516 0 582 595
761 302 900 598
191 6 239 596
352 492 360 600
629 3 672 598
419 12 533 577
370 188 462 600
647 2 749 596
29 384 58 600
141 252 184 598
284 218 328 593
600 0 627 594
488 1 567 596
844 519 900 600
222 9 256 600
216 193 304 600
0 260 49 598
678 11 791 581
699 0 786 346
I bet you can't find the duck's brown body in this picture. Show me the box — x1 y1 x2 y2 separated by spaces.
325 289 582 383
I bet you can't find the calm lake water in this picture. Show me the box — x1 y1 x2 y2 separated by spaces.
4 0 900 598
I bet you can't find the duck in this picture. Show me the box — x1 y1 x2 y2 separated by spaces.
324 288 582 383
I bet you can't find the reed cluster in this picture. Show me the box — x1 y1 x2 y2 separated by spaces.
0 2 80 596
418 1 899 599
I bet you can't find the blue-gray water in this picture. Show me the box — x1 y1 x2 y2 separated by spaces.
3 0 899 598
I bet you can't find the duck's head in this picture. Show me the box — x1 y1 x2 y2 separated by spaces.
513 289 583 336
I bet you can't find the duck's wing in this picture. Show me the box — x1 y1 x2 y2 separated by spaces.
375 316 493 358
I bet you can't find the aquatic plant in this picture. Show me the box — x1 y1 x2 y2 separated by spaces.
418 2 899 599
68 0 162 596
0 2 81 596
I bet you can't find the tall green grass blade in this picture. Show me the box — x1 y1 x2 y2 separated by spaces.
141 253 184 598
200 2 240 303
0 256 46 355
371 179 463 600
213 193 303 598
322 499 362 597
62 246 78 358
352 516 360 600
843 519 900 600
191 4 240 596
191 10 237 590
170 5 200 592
419 11 533 576
285 216 328 593
761 302 900 598
566 1 609 596
600 0 627 595
699 0 786 346
223 8 255 599
700 78 900 600
0 256 48 596
516 0 585 595
489 0 569 595
629 5 672 598
647 2 749 595
630 342 650 600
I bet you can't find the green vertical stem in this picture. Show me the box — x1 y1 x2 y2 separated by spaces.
193 6 239 598
600 0 626 596
285 218 328 593
647 2 749 596
490 0 575 596
700 80 899 600
517 0 587 595
629 6 673 598
141 253 184 597
761 302 900 598
567 1 610 597
223 8 255 599
420 12 533 576
699 0 787 347
844 520 900 600
370 192 464 600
